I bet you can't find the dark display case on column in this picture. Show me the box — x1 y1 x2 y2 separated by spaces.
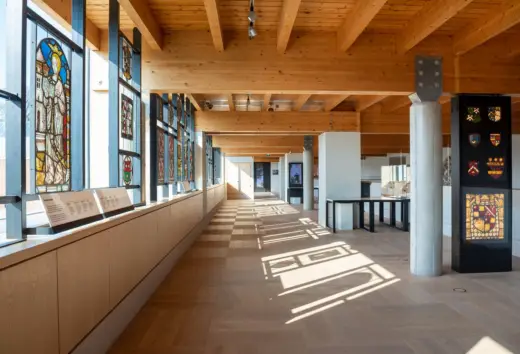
451 95 512 273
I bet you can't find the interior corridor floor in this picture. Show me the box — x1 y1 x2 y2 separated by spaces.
109 199 520 354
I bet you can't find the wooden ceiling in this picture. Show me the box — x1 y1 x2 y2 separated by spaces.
41 0 520 156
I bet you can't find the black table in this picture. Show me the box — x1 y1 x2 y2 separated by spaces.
325 197 410 233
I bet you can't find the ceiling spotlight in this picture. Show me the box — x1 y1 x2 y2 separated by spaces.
204 101 213 110
267 102 274 112
248 23 257 39
248 10 256 22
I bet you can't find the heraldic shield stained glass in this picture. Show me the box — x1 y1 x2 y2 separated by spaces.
120 36 132 82
168 135 175 183
466 107 481 123
35 38 71 193
465 193 505 240
122 155 133 186
121 94 133 140
157 129 165 184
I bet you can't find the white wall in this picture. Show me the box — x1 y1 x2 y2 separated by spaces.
270 162 280 196
387 153 409 165
225 156 254 199
361 156 387 181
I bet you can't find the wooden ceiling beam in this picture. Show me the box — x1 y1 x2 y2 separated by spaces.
228 94 235 111
254 157 281 163
380 96 411 113
397 0 475 53
277 0 303 53
119 0 163 50
355 95 387 111
454 0 520 55
203 0 225 52
196 111 359 133
185 93 202 111
263 94 272 111
222 147 301 155
293 94 311 111
337 0 389 52
213 135 304 148
32 0 101 50
323 95 350 111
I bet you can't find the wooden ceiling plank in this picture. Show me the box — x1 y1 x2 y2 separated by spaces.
213 135 304 148
337 0 389 52
33 0 101 50
293 94 311 111
186 93 203 111
196 111 359 133
119 0 163 50
397 0 476 53
380 96 411 113
203 0 225 51
277 0 303 53
228 94 235 111
263 94 272 111
454 0 520 55
355 95 387 111
324 95 350 112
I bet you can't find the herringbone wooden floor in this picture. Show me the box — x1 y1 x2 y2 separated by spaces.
109 198 520 354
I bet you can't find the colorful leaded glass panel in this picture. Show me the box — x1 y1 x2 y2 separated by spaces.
190 141 194 181
120 37 132 82
121 94 133 140
177 138 182 181
35 38 71 193
466 107 481 123
168 135 175 183
157 129 165 184
122 155 133 186
168 101 174 126
465 193 505 240
488 107 501 122
184 136 189 181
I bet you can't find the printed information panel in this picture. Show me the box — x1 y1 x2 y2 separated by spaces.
40 191 102 228
95 187 133 214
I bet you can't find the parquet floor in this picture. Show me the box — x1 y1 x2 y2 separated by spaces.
109 198 520 354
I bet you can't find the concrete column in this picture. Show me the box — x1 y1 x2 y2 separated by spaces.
279 156 285 201
303 136 314 210
318 132 361 230
409 99 443 276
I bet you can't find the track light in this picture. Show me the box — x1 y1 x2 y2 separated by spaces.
248 10 256 22
248 23 257 39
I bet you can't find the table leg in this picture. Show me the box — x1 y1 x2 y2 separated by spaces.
359 202 365 229
403 201 409 232
390 201 396 227
369 201 375 232
379 202 384 222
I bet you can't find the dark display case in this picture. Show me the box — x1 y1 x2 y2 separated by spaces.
451 95 512 273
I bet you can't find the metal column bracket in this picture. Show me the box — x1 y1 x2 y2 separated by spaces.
303 136 313 151
413 56 443 102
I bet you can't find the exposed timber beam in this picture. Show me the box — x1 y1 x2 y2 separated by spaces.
228 94 235 111
263 94 272 111
203 0 225 51
195 111 359 133
397 0 475 53
33 0 101 50
513 97 520 105
337 0 389 52
186 93 202 111
222 147 302 155
254 157 282 162
380 96 412 113
355 95 387 111
293 94 311 111
277 0 303 53
323 95 350 111
454 0 520 55
213 135 304 148
119 0 163 50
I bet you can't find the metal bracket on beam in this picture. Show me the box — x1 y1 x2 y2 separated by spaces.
414 56 443 102
303 136 313 151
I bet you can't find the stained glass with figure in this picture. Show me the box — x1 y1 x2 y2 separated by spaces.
122 155 132 186
35 38 71 193
157 129 165 184
465 193 505 240
177 138 182 181
168 135 175 183
120 36 132 82
121 94 133 140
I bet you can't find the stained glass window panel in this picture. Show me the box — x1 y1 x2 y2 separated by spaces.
119 36 132 83
168 101 174 126
168 135 175 183
35 37 71 193
157 128 165 184
466 107 481 123
465 193 505 240
177 134 182 181
119 155 141 188
121 94 133 140
488 107 501 122
122 155 133 186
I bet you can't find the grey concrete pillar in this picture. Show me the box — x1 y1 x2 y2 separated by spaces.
303 136 314 210
409 56 443 277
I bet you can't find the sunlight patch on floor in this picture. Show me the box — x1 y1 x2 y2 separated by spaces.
467 336 513 354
